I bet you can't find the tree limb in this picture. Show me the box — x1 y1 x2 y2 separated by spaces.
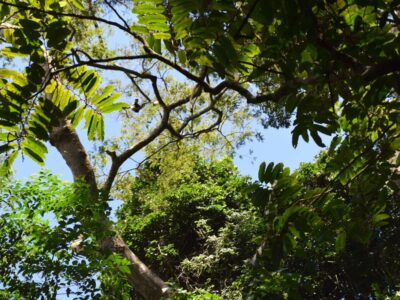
361 57 400 82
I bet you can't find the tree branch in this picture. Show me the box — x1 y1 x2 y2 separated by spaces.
233 0 260 39
361 57 400 82
102 107 170 194
103 0 130 29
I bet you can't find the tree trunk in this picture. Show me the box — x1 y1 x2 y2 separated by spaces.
49 121 170 299
39 43 170 298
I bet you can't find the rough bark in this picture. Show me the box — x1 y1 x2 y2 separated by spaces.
49 121 170 299
49 120 98 195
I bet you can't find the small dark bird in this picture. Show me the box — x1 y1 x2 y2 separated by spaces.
132 98 141 113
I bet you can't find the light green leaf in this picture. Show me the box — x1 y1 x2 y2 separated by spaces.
96 93 122 111
82 72 101 98
0 69 28 86
86 113 97 141
101 102 130 113
91 85 115 105
1 47 28 58
133 4 164 14
373 213 390 225
96 114 104 141
23 137 47 155
21 137 47 164
71 105 85 127
153 32 171 39
70 0 85 11
0 150 18 176
130 25 149 34
177 50 186 64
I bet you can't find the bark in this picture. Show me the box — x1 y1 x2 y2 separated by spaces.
49 120 98 195
49 121 170 299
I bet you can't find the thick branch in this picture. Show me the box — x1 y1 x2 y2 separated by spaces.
315 37 364 71
361 57 400 82
49 120 98 195
74 50 154 63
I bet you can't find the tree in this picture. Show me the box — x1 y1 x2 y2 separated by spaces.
0 172 105 299
115 156 260 298
247 153 400 299
0 0 399 299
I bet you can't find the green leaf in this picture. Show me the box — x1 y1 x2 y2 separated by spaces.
335 228 346 253
119 265 131 274
264 162 274 183
1 47 28 58
96 93 122 111
0 132 16 141
271 163 284 181
328 135 342 154
301 129 309 143
292 126 300 148
133 4 164 14
130 24 150 34
372 213 390 226
153 32 171 40
0 143 15 154
91 85 115 105
52 86 70 110
62 100 78 117
0 150 18 176
29 122 50 140
258 162 266 182
0 69 28 86
177 50 187 64
81 71 101 98
70 0 85 11
213 36 238 66
150 36 162 53
96 114 105 141
21 137 47 164
139 14 167 25
22 147 44 164
310 130 326 147
86 113 96 141
71 105 85 127
19 19 41 30
100 102 129 113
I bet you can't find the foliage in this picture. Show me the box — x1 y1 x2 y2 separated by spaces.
115 156 262 298
246 152 400 299
0 172 97 298
0 0 399 299
113 148 400 299
0 171 131 299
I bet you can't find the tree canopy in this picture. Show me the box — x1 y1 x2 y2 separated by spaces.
0 0 399 299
